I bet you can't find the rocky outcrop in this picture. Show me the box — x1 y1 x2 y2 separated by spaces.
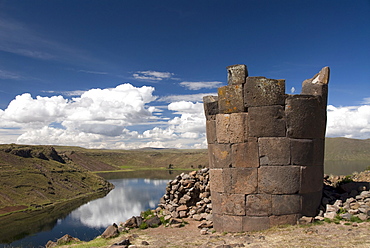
2 145 65 163
45 234 80 248
102 223 119 239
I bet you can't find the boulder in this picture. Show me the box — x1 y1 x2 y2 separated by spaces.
145 216 161 227
102 223 119 239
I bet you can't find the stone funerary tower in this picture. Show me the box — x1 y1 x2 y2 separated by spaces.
203 64 329 232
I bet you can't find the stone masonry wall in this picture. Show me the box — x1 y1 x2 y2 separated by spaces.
203 64 330 232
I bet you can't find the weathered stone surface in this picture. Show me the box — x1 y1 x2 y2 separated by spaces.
209 169 224 193
298 216 314 225
248 106 286 137
258 166 300 194
146 216 161 227
56 234 80 245
286 95 326 139
301 190 322 217
231 138 259 168
227 64 248 85
123 217 139 228
46 241 57 248
222 214 243 232
258 137 290 166
242 216 270 232
300 166 323 194
290 139 314 166
206 120 217 144
224 193 246 216
312 138 325 166
270 214 299 226
245 194 272 216
218 84 244 114
208 143 232 168
301 67 330 106
212 213 223 231
216 113 247 143
203 95 219 120
210 191 223 214
101 224 119 239
244 77 286 107
272 194 301 215
231 168 258 194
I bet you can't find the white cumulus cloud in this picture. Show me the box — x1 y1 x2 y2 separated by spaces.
158 93 216 103
327 104 370 139
0 84 160 147
179 81 223 90
133 70 174 81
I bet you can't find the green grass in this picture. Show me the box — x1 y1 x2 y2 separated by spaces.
60 237 108 247
0 144 113 212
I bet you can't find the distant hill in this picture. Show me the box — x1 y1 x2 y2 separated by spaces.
53 137 370 172
55 146 209 171
325 137 370 161
0 144 112 214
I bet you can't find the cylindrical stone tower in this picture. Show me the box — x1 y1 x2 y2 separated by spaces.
203 64 329 232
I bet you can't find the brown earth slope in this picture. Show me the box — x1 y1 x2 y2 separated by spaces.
0 144 112 214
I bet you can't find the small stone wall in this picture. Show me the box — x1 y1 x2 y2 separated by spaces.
203 64 330 232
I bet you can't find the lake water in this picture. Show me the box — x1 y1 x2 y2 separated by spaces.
0 170 174 248
324 160 370 175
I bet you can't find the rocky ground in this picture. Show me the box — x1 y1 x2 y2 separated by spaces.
56 219 370 248
52 169 370 248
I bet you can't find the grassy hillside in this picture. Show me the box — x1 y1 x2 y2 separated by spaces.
0 144 113 214
324 137 370 161
54 137 370 172
55 147 209 171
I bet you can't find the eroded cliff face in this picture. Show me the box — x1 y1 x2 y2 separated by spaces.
0 144 113 213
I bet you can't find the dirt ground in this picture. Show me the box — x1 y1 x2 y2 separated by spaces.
73 218 370 248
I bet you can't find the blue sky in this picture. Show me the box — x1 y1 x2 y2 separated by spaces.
0 0 369 149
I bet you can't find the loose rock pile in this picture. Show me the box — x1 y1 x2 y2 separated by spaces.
156 168 212 226
317 175 370 221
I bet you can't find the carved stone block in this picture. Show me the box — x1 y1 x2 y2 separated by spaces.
271 194 301 215
286 95 326 139
245 194 272 216
227 64 248 85
231 138 259 168
244 77 286 107
248 106 286 137
218 84 244 114
258 166 300 194
258 137 290 166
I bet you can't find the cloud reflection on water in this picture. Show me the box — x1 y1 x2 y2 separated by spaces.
69 178 168 228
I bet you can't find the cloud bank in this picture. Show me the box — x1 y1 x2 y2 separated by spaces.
0 84 207 149
326 104 370 139
1 82 369 149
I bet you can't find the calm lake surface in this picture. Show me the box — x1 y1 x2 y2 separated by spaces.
0 170 177 248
